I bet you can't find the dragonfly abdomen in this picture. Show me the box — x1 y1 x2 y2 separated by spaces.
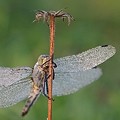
21 84 41 116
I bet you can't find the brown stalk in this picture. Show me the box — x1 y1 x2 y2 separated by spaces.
48 15 55 120
34 9 73 120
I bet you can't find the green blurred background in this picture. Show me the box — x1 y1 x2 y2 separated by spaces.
0 0 120 120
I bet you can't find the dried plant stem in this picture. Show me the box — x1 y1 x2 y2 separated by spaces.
48 15 55 120
34 9 73 120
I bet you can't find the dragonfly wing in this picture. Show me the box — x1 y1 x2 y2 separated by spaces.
0 67 32 87
52 67 102 96
54 45 116 72
0 78 32 108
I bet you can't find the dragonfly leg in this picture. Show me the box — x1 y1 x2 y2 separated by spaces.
53 62 57 68
43 79 54 101
43 89 54 101
43 92 55 101
46 66 55 80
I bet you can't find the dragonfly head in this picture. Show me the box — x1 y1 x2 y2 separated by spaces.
37 55 50 66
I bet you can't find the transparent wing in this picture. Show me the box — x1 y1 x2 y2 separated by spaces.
0 67 32 87
52 67 102 96
0 67 33 107
0 78 32 108
54 45 116 72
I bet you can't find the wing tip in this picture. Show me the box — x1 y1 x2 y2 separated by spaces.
101 44 116 55
101 44 108 47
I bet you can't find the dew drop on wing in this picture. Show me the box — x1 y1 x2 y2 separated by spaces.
51 45 116 96
54 45 116 72
52 67 102 96
0 67 33 107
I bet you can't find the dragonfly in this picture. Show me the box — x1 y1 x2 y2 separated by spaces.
0 45 116 116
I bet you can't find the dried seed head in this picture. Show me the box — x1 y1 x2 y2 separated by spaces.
33 9 74 25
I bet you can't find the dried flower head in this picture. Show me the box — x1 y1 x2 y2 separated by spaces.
33 9 74 25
